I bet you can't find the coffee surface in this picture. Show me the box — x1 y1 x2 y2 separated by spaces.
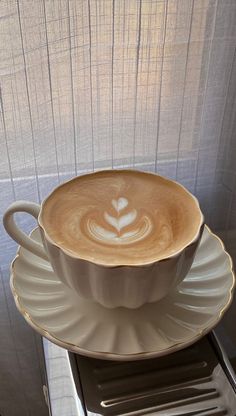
41 170 202 265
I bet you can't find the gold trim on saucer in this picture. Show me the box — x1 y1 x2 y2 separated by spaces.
9 225 235 361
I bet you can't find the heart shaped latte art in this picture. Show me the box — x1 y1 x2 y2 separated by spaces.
86 197 153 245
111 197 128 212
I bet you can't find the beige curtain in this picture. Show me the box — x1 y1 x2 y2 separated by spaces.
0 1 236 414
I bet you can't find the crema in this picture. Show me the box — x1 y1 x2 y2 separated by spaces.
41 170 202 266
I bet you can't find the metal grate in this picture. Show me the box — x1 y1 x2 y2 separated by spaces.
69 334 236 415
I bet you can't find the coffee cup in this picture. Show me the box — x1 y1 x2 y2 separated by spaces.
3 170 204 308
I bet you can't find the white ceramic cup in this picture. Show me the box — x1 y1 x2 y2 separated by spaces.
3 171 204 309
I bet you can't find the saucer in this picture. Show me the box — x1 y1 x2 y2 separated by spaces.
10 226 235 361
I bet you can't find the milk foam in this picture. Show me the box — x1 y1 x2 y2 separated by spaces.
86 197 153 245
41 170 202 265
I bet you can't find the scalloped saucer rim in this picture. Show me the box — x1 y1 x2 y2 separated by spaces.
10 225 235 361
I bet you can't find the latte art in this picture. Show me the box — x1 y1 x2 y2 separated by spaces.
86 197 153 245
41 170 202 266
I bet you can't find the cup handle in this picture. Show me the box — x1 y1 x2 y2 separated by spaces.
3 201 48 260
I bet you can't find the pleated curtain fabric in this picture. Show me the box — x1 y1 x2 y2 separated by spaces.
0 1 236 414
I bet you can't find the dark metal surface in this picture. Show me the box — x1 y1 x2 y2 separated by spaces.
209 331 236 394
69 333 236 416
